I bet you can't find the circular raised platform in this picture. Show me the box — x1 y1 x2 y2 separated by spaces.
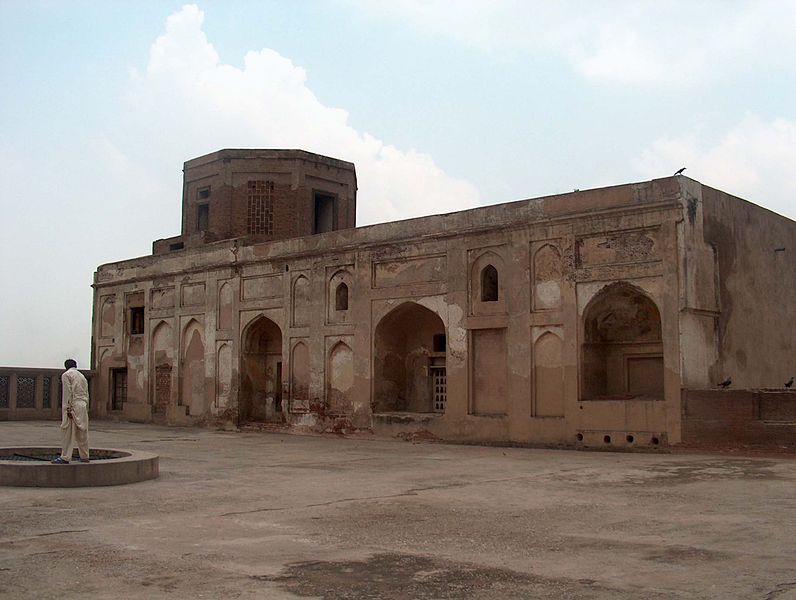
0 447 159 487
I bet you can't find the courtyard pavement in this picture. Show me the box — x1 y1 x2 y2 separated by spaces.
0 421 794 599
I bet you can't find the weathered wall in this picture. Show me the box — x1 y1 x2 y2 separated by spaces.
697 185 796 389
93 173 698 447
682 389 796 448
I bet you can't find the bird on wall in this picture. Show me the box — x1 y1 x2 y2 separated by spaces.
786 377 794 389
718 378 732 389
674 167 686 176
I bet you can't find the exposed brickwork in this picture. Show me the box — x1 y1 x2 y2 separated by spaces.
681 389 796 448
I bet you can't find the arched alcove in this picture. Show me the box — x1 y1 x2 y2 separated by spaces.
240 316 283 422
335 283 349 311
217 281 234 331
292 276 311 327
290 341 309 412
481 265 499 302
533 244 562 310
373 302 446 413
328 269 353 324
151 321 173 415
100 296 116 338
534 331 564 417
181 319 205 415
581 283 663 400
216 343 232 411
328 341 354 414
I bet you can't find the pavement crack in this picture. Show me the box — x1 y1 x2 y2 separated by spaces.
764 581 796 600
35 529 90 537
221 491 417 516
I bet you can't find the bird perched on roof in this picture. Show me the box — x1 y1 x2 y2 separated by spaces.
674 167 686 176
786 377 794 389
718 378 732 389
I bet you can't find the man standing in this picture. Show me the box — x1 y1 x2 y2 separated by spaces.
51 359 90 464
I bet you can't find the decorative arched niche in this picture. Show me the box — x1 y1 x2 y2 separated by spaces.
469 249 506 316
180 319 205 416
290 340 310 412
533 330 564 417
327 341 354 415
533 244 563 311
151 320 174 416
328 269 353 324
580 282 664 401
292 275 311 327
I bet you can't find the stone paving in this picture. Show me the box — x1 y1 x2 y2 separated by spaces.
1 421 795 599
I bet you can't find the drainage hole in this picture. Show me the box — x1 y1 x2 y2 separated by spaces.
651 436 660 445
603 435 612 444
626 434 635 443
576 433 584 442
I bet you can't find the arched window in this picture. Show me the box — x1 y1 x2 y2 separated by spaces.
335 282 349 311
481 265 499 302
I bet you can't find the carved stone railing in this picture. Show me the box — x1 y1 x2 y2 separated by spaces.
0 367 95 421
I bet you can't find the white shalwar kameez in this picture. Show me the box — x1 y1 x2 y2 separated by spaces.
60 367 90 462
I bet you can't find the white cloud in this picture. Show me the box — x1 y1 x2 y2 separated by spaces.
348 0 796 86
112 3 479 226
633 115 796 219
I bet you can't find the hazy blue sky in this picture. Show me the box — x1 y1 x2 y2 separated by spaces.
1 1 794 367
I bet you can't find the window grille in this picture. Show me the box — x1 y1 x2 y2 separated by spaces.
16 376 35 408
247 180 274 235
0 376 8 408
42 376 51 409
112 369 127 411
431 367 447 412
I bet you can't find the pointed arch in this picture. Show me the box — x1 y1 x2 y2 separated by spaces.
216 343 232 411
328 341 354 415
373 301 446 413
534 331 564 417
581 282 663 400
480 264 499 302
328 268 353 324
335 282 349 311
290 340 310 412
217 281 234 331
292 275 311 327
533 244 562 310
100 296 116 338
240 315 283 422
180 319 205 415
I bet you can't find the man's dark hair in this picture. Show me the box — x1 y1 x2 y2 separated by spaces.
64 359 77 369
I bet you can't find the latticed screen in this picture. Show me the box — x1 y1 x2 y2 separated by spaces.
112 369 127 411
16 376 35 408
42 376 51 409
0 375 8 408
432 367 447 412
247 180 274 235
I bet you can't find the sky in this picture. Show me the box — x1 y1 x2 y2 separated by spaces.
1 0 795 368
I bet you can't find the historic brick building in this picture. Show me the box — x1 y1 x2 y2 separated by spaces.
90 149 796 448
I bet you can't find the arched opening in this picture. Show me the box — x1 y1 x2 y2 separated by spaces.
581 283 663 400
373 302 446 413
240 316 283 422
480 265 499 302
335 282 349 311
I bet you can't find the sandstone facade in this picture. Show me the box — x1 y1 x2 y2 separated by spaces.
90 149 796 447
